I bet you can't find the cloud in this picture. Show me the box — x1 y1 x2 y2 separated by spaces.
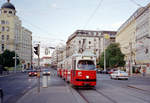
51 3 57 8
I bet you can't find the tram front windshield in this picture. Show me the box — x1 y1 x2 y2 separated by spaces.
77 60 95 70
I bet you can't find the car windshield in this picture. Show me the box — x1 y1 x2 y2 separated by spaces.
77 60 95 70
120 71 126 73
43 69 49 72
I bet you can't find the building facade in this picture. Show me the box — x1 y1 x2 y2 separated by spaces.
66 30 116 60
0 0 32 68
51 30 116 68
116 3 150 74
40 56 51 67
51 44 66 68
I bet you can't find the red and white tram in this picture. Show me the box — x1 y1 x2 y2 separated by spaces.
64 51 97 87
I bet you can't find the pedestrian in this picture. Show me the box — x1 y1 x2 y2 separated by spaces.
142 68 146 76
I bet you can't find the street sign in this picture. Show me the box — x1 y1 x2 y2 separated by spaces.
104 34 110 39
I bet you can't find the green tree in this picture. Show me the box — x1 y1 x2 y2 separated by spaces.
0 50 20 67
98 43 125 69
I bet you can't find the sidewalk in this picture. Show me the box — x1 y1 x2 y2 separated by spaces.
128 73 150 92
0 70 21 77
132 73 150 78
16 76 86 103
17 85 86 103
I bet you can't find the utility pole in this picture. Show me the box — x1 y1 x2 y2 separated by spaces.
104 37 106 71
129 42 133 76
14 51 17 73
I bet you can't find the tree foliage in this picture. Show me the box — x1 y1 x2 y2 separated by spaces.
98 43 125 69
0 50 20 67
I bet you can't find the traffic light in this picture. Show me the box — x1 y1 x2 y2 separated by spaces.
34 44 39 56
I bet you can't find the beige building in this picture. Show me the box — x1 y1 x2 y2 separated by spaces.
0 0 32 68
116 3 150 74
116 11 136 73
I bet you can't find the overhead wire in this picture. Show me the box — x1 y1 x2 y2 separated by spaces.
129 0 143 7
83 0 103 29
19 16 66 43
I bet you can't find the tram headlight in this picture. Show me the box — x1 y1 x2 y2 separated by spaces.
68 71 70 74
86 75 89 79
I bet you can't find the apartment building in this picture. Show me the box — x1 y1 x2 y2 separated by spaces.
0 0 32 68
116 3 150 74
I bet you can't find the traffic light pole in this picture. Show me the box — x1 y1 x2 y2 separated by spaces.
37 44 40 93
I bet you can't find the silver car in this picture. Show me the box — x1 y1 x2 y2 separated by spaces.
42 69 50 75
110 70 128 80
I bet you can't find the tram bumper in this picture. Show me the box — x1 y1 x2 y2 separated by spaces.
74 79 96 86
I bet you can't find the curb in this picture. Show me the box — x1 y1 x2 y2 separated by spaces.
127 85 150 92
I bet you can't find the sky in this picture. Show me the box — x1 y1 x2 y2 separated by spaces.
0 0 150 57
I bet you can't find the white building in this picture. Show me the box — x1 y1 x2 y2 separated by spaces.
40 56 51 67
66 30 116 60
135 4 150 74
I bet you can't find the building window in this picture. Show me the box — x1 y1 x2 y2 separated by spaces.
79 40 81 44
1 20 5 24
9 11 12 14
4 11 7 13
6 27 9 31
1 35 4 40
2 44 4 51
2 26 5 31
5 21 9 24
89 41 91 44
7 35 9 40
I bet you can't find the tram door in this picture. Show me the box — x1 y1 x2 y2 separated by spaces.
72 60 76 83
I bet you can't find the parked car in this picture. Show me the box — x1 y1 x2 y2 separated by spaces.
101 70 109 74
42 69 50 75
110 70 128 80
108 69 114 74
28 70 37 76
96 69 102 73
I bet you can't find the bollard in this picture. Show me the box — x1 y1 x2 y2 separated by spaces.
37 72 40 93
0 88 3 103
42 75 48 88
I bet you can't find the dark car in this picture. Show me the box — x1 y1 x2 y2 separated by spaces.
28 70 37 76
0 65 9 75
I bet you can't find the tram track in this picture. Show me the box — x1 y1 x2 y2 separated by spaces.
74 85 150 103
76 88 118 103
100 82 150 103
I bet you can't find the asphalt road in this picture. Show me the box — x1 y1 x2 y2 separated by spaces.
0 72 37 103
77 73 150 103
1 69 150 103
